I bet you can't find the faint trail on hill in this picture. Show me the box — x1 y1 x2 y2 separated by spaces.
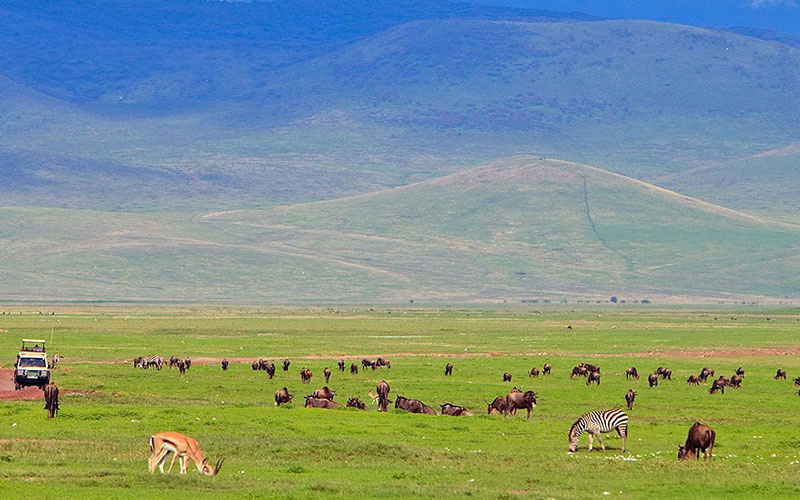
581 175 634 272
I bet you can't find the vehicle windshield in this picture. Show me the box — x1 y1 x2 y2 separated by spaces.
19 358 46 368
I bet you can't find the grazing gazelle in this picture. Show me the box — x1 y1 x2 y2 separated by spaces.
148 432 224 476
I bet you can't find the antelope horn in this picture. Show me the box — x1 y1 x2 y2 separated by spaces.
214 457 225 475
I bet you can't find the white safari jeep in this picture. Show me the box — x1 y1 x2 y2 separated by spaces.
14 339 50 390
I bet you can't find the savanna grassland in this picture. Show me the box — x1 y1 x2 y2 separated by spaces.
1 307 800 499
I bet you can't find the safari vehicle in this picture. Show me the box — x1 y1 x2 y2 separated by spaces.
14 339 50 390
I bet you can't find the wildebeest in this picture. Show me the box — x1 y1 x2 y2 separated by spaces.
169 356 179 369
648 373 659 388
374 357 389 369
323 367 331 383
221 359 229 371
487 396 508 415
44 383 59 418
177 360 186 375
377 380 390 412
504 390 537 421
395 396 437 415
580 363 600 374
251 361 259 371
274 387 292 406
687 375 700 385
346 397 366 410
678 422 715 461
361 358 373 370
184 358 191 370
736 367 745 377
311 386 335 401
134 356 145 369
529 367 540 378
699 367 715 382
775 369 787 380
626 367 639 380
710 379 725 394
265 362 276 379
729 374 742 388
283 359 290 371
794 377 800 387
586 371 600 386
625 389 635 410
543 363 551 375
304 396 341 409
445 363 453 376
338 359 346 372
300 367 312 384
657 367 672 380
503 372 512 382
441 403 473 416
717 375 729 386
350 363 358 375
571 365 588 379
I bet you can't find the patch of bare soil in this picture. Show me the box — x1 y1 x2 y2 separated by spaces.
0 369 99 401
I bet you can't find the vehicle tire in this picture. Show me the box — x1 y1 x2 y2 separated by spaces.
14 381 20 391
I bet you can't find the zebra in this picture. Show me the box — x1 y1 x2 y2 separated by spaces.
144 355 165 370
568 409 628 453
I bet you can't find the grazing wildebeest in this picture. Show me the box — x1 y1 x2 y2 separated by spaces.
487 396 508 415
625 389 635 410
374 357 389 369
445 363 453 376
221 359 229 371
251 361 259 371
794 377 800 387
304 396 341 409
687 375 700 385
441 403 473 416
729 374 742 388
710 379 725 394
699 367 715 382
323 367 331 383
169 356 179 369
265 362 276 379
347 397 366 410
775 369 787 380
338 359 345 372
504 390 537 421
568 409 628 453
395 396 437 415
503 372 512 382
44 383 59 418
586 371 600 386
529 367 540 378
300 367 312 384
283 359 290 371
350 363 358 375
543 363 551 376
311 386 335 401
361 358 373 370
571 365 588 379
134 356 145 369
274 387 292 406
377 381 390 412
678 422 715 461
185 358 191 370
717 375 729 386
177 360 186 375
659 368 672 380
648 373 659 388
626 367 639 380
736 367 745 377
567 325 573 330
580 363 600 374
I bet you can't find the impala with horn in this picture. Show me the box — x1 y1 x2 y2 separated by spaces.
148 431 224 476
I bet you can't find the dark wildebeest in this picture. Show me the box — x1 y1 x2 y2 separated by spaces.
626 367 639 380
44 383 59 418
717 375 729 386
177 360 186 375
445 363 453 376
736 367 745 377
571 365 588 379
346 397 366 410
687 375 700 385
377 381 390 412
487 396 508 415
221 359 229 371
300 367 312 384
543 363 551 376
350 363 358 375
503 372 512 382
323 367 331 384
311 386 335 401
625 389 635 410
441 403 473 416
274 387 292 406
504 390 537 421
699 367 715 382
581 363 600 374
258 359 268 371
283 359 290 371
361 358 373 370
586 371 600 386
304 396 341 409
265 362 276 379
648 373 659 388
134 356 144 369
251 361 259 371
678 422 715 461
729 374 742 388
659 368 672 380
338 359 346 372
775 369 787 380
169 356 179 369
710 379 725 394
794 377 800 387
184 358 191 370
395 396 437 415
374 357 389 369
529 367 540 378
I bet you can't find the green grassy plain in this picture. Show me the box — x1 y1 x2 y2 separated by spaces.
1 307 800 499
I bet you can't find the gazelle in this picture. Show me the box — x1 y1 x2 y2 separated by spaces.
148 432 224 475
368 392 380 405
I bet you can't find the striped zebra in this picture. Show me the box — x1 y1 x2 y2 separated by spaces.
143 355 165 370
568 409 628 453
